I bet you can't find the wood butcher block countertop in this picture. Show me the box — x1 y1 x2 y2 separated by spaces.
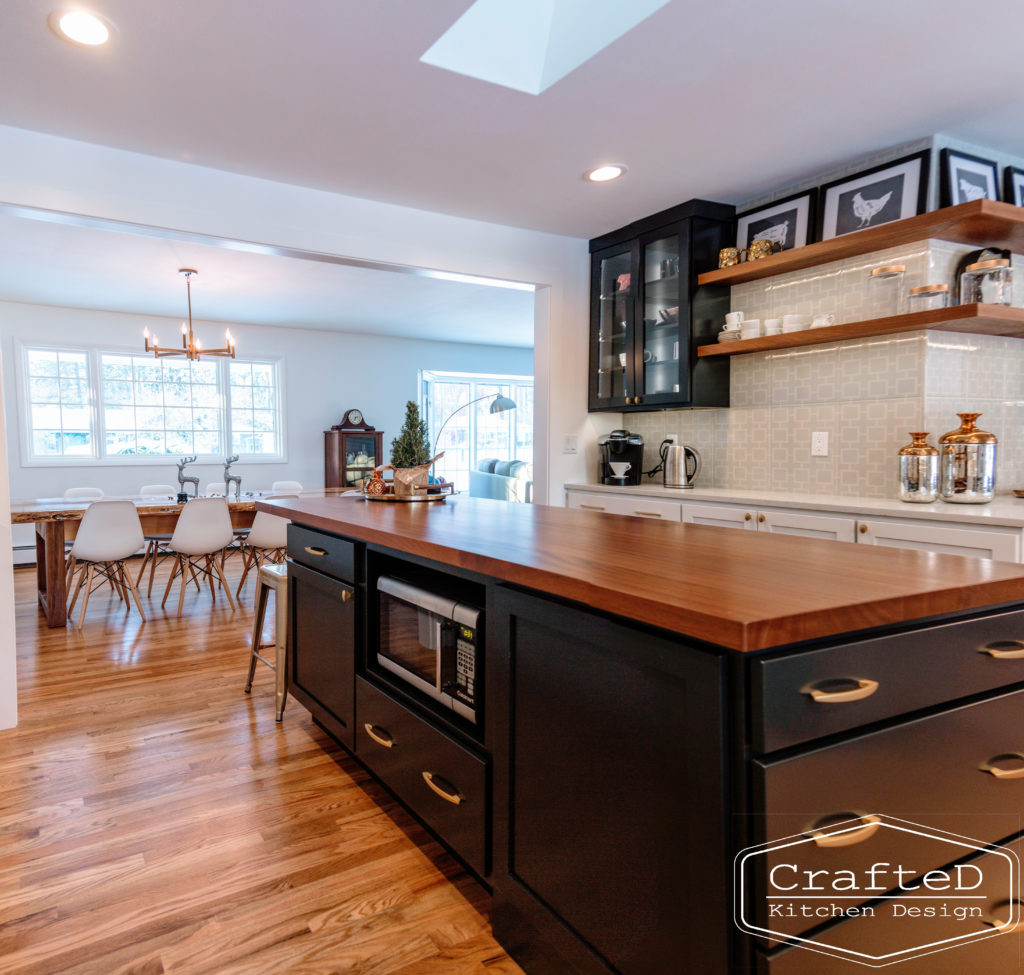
260 494 1024 652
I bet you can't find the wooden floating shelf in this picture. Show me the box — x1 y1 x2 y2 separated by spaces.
697 304 1024 358
697 199 1024 287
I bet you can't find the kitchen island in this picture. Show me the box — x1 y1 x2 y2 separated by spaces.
261 493 1024 974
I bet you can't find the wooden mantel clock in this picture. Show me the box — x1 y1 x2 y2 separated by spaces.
324 409 384 489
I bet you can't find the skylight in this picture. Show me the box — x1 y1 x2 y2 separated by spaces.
421 0 671 95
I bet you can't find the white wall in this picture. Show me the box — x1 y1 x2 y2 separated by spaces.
0 341 15 730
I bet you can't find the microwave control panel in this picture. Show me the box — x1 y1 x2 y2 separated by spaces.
452 623 477 705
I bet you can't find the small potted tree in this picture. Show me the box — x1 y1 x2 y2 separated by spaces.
390 401 431 468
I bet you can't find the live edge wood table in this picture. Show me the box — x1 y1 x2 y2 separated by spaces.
260 493 1024 975
11 497 259 627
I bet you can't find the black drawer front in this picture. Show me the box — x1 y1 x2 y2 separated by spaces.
757 836 1023 974
753 608 1024 753
287 523 357 581
355 677 488 877
752 688 1024 942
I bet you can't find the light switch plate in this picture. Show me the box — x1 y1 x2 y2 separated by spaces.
563 435 578 455
811 432 829 456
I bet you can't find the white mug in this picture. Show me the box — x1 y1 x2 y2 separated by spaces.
725 311 744 327
609 462 631 476
764 318 782 335
740 319 761 339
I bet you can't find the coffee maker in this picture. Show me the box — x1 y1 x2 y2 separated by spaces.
598 430 644 485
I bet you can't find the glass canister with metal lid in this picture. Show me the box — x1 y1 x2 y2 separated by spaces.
959 259 1013 306
938 413 997 504
898 433 939 503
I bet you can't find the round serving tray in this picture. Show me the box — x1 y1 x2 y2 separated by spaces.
361 483 454 503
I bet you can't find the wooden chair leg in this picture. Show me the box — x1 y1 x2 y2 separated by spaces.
67 562 86 615
147 542 161 596
120 561 147 622
77 564 94 628
136 539 154 587
213 551 236 610
161 555 181 609
236 546 255 599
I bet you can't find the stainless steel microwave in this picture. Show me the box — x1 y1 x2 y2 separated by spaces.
376 576 481 722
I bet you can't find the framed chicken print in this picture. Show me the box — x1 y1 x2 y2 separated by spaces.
1003 165 1024 206
736 189 816 251
939 149 998 207
818 151 930 241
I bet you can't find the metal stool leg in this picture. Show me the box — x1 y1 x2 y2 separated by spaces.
246 576 271 694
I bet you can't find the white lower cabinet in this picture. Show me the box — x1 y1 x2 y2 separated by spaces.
856 518 1021 561
566 491 1024 562
681 503 856 542
566 491 682 521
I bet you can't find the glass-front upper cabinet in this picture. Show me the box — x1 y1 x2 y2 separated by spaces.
589 241 638 410
639 233 681 401
588 199 734 413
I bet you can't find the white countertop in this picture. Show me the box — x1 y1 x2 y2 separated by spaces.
563 482 1024 528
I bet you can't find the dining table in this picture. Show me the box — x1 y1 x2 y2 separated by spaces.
11 495 263 628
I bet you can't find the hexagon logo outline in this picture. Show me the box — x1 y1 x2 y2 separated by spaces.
734 813 1019 968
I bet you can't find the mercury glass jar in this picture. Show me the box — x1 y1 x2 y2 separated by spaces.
959 259 1013 306
938 413 997 504
906 283 950 313
898 433 939 503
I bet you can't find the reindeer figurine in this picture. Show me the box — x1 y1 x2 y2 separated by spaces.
176 455 200 499
223 455 241 498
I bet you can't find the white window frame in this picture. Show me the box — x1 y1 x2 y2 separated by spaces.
16 340 287 467
420 369 534 491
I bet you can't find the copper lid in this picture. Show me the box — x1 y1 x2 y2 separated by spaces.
908 283 949 295
965 258 1010 272
939 412 998 445
899 433 939 456
870 264 907 278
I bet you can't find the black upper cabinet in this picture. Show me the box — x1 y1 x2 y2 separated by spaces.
588 199 735 412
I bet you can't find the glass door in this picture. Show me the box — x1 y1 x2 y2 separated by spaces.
639 233 681 401
590 243 636 409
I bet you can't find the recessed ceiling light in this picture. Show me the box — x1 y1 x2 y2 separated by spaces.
584 165 627 183
49 9 114 47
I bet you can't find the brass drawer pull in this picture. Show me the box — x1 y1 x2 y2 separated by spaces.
804 679 879 703
422 770 463 805
859 523 868 534
808 815 881 848
634 510 662 517
304 545 327 556
340 588 353 602
744 512 752 522
758 513 766 524
580 504 605 511
982 901 1024 932
363 723 395 749
981 640 1024 659
980 753 1024 779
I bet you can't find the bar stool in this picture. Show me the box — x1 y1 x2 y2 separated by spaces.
245 562 288 721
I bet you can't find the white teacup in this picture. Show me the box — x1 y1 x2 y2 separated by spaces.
724 311 745 327
740 319 761 339
609 462 631 477
764 318 783 335
811 313 835 328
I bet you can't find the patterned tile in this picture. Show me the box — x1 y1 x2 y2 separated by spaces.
836 333 926 402
768 344 839 406
769 404 837 494
836 398 924 498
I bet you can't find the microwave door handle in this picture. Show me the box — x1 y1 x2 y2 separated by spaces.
439 620 457 693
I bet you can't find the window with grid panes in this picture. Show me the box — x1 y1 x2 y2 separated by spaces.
24 348 93 457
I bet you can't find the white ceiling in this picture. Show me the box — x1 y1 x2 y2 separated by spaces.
2 0 1023 343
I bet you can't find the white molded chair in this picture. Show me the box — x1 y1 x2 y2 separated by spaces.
236 508 290 598
204 482 226 497
161 498 236 617
66 501 146 628
64 487 104 500
136 484 180 596
271 480 302 493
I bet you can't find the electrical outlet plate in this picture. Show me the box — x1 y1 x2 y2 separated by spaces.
563 435 578 455
811 432 829 457
665 433 679 444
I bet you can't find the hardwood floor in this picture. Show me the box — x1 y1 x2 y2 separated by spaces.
0 560 523 975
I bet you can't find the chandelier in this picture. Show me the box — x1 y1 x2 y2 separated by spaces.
143 269 236 360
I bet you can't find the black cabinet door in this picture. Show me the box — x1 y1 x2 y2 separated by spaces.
287 560 357 750
490 588 730 975
589 240 638 411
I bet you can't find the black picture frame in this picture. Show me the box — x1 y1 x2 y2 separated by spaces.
1003 165 1024 207
818 150 930 241
736 189 817 251
939 148 999 207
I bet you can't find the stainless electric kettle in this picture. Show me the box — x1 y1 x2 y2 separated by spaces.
659 440 701 489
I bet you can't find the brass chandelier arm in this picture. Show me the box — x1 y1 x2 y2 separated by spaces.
142 268 236 361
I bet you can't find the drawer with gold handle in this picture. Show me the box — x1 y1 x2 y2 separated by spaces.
802 678 879 704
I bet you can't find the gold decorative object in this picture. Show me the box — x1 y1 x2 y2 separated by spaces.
143 269 236 361
718 247 741 268
362 453 447 500
747 239 782 261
